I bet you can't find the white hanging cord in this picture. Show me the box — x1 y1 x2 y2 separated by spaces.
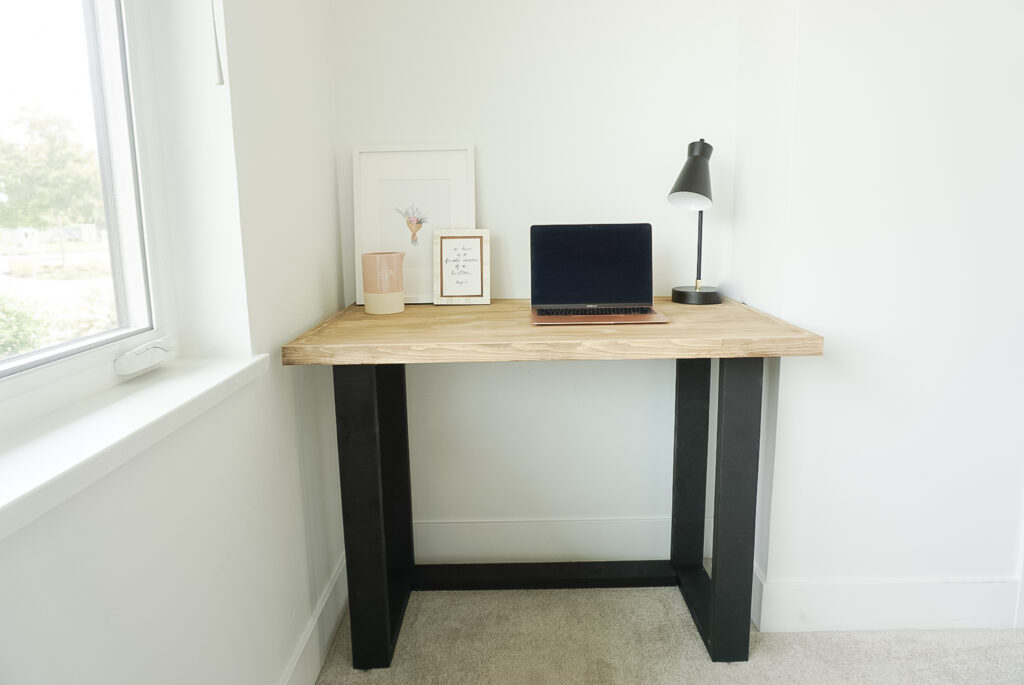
210 0 224 85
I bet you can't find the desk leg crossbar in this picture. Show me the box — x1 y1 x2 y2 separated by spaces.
332 358 763 669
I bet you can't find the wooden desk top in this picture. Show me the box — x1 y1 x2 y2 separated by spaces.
282 298 822 366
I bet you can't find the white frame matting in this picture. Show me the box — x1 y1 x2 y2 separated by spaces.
352 144 476 304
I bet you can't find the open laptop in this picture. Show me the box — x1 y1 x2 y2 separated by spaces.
530 223 669 325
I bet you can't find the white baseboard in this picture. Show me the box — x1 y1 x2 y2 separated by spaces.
278 554 348 685
703 517 713 559
413 517 683 563
758 575 1018 632
1017 577 1024 629
267 537 1021 684
751 564 767 629
413 516 717 563
1015 527 1024 628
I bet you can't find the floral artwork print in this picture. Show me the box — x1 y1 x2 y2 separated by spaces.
396 205 429 245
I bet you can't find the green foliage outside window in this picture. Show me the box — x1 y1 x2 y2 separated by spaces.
0 295 44 358
0 115 103 230
0 115 114 362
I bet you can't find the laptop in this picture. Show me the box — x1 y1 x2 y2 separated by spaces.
530 223 669 325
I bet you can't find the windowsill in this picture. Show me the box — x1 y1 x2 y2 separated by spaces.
0 354 269 543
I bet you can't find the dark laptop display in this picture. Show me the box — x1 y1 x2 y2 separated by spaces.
530 224 668 324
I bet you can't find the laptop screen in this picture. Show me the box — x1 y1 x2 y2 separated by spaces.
530 224 653 307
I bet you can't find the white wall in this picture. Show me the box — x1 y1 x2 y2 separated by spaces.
337 0 1024 632
126 0 251 356
0 377 330 685
220 0 346 675
4 6 1023 685
0 2 345 684
334 0 739 563
734 0 1024 630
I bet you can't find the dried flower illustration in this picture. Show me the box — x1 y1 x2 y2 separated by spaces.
396 205 429 245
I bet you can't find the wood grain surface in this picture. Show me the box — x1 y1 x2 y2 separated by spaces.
282 297 823 366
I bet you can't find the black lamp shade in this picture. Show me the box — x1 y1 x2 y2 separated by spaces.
668 139 713 211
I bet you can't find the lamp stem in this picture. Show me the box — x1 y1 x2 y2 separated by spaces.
695 210 703 291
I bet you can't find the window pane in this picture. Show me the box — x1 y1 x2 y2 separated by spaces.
0 0 151 372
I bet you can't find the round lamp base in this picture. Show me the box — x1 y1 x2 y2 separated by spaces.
672 286 721 305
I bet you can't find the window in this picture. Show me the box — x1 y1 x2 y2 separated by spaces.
0 0 153 379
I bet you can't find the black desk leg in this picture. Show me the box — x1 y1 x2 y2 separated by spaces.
333 365 414 670
671 359 712 568
672 357 763 662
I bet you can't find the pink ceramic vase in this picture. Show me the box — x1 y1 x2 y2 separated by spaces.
361 251 405 314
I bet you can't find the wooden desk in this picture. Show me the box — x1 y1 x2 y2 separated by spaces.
283 298 822 668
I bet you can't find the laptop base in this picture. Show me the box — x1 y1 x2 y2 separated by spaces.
531 308 669 325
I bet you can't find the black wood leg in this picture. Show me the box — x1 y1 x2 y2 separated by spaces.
673 357 763 662
333 364 414 670
707 357 764 661
671 359 712 568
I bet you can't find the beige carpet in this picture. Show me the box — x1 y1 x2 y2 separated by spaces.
316 588 1024 684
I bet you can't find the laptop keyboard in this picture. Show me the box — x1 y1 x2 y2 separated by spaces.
537 307 655 316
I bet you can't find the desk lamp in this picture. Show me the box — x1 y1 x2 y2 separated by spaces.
668 139 720 304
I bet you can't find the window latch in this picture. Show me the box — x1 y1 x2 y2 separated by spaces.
114 337 177 377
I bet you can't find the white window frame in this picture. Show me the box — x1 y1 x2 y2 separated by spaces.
0 0 177 427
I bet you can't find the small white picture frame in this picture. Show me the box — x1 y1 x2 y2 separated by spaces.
352 143 476 304
433 229 491 305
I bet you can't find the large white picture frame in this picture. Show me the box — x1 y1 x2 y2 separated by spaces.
352 144 476 304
